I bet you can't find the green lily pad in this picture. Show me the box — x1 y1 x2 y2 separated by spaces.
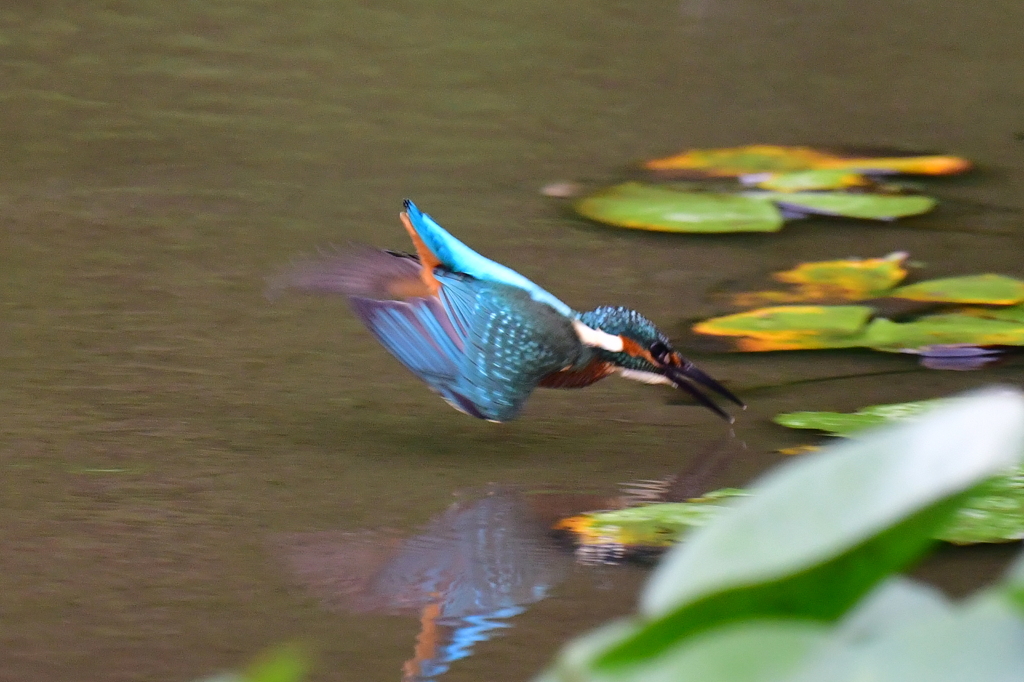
692 305 874 351
864 314 1024 350
890 274 1024 305
696 306 1024 353
755 191 937 220
575 182 784 233
743 170 872 192
555 489 748 554
940 471 1024 544
775 398 1024 545
558 394 1024 570
956 303 1024 324
773 399 946 436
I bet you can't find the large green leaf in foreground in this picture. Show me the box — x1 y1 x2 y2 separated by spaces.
775 398 1024 544
786 578 1024 682
538 389 1024 681
642 389 1023 621
575 182 784 233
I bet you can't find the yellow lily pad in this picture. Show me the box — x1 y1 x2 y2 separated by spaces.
692 305 874 351
644 144 972 178
732 253 908 306
890 274 1024 305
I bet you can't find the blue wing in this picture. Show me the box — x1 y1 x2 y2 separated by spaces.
403 200 576 318
348 290 489 420
273 248 583 422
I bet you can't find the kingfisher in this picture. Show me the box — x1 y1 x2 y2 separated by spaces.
272 200 744 423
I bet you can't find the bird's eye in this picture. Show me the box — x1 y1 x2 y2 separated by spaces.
649 341 671 363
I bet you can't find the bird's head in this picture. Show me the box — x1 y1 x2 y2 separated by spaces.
576 306 745 421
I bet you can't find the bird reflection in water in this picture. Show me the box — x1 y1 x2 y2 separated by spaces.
275 488 574 682
276 438 743 680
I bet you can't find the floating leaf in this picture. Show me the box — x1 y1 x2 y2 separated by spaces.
732 253 908 305
956 303 1024 324
541 392 1024 682
697 307 1024 353
591 390 1024 669
559 395 1024 570
775 399 1024 545
560 478 1024 555
940 471 1024 544
574 182 783 233
555 490 748 559
774 399 947 437
778 445 822 456
864 314 1024 350
644 145 972 178
890 274 1024 305
754 191 937 220
741 170 872 192
692 305 874 351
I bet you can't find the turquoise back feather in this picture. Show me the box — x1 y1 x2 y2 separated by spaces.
404 200 575 318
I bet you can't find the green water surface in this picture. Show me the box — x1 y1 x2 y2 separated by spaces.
2 2 1024 681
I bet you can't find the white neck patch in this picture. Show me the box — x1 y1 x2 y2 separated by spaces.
572 320 624 352
618 368 675 386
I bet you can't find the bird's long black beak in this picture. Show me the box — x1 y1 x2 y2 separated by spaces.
661 359 745 423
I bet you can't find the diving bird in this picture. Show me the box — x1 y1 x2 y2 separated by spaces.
271 200 744 423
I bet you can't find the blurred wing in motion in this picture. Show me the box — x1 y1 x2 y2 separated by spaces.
270 247 581 422
267 246 432 300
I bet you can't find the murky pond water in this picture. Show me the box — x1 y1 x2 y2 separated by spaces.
2 1 1024 680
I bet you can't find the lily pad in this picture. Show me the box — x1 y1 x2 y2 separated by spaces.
753 191 937 220
558 478 1024 555
557 394 1024 570
554 489 748 559
732 253 908 306
696 307 1024 353
644 145 972 178
574 182 784 233
863 314 1024 350
890 274 1024 305
692 305 874 351
774 399 947 437
774 399 1024 545
940 471 1024 544
741 170 872 192
955 303 1024 324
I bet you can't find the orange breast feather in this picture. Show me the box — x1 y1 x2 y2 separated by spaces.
539 359 616 389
